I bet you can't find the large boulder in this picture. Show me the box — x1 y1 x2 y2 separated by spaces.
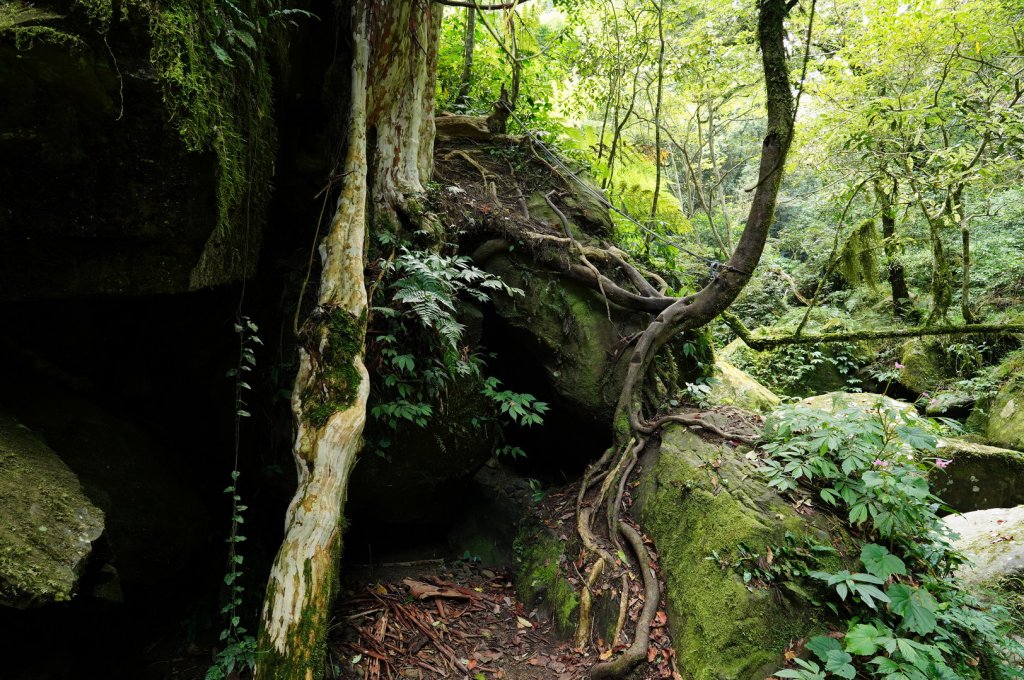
719 338 860 398
986 361 1024 451
944 506 1024 587
0 410 105 608
707 360 781 414
0 2 275 300
485 253 646 423
898 338 954 394
6 391 207 587
632 426 847 679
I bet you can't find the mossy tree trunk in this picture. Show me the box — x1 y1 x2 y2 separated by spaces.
255 2 440 678
876 178 911 318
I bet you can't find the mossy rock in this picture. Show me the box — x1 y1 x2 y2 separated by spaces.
719 338 860 398
8 391 207 586
987 370 1024 452
512 520 579 638
0 409 104 608
0 0 275 300
707 360 781 414
796 392 916 417
485 253 646 423
633 426 848 679
898 338 954 394
923 390 975 418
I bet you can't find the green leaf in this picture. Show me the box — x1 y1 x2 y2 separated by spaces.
860 543 907 580
806 635 842 662
888 584 937 635
824 649 856 679
845 623 884 655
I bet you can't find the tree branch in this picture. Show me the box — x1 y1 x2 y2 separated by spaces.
722 310 1024 351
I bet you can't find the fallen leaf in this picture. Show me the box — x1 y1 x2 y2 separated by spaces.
402 578 470 600
516 616 534 629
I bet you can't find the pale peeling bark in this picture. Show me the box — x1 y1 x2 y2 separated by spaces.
368 1 442 202
254 3 371 679
255 2 443 677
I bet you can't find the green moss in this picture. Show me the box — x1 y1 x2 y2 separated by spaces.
76 0 276 286
634 427 846 679
0 411 105 607
513 522 579 637
302 310 367 427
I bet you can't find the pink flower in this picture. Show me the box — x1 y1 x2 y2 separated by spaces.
894 362 906 370
934 458 952 469
873 459 890 467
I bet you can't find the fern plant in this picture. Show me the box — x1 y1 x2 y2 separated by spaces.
367 243 547 456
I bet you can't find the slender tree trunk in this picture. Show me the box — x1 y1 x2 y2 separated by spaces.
255 2 441 677
254 4 371 677
876 178 911 318
707 103 732 254
953 187 975 323
455 7 475 109
649 0 665 219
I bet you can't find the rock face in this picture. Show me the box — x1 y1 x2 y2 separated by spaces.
0 3 274 300
707 360 781 414
944 506 1024 586
987 367 1024 451
633 426 845 679
485 253 646 423
0 410 104 608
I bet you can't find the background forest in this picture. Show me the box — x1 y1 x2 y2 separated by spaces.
436 0 1024 370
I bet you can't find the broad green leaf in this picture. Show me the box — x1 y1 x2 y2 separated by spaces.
860 543 907 580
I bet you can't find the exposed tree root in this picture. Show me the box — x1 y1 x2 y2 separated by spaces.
589 522 660 679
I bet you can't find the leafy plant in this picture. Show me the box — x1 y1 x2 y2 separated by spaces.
208 317 260 679
367 243 547 459
761 398 1024 678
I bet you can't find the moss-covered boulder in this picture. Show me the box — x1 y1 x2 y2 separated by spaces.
796 391 915 417
932 440 1024 512
632 426 846 679
0 0 276 300
707 360 781 414
8 391 206 587
0 410 104 608
512 520 579 637
898 338 955 394
987 368 1024 452
719 338 861 398
485 253 646 422
923 390 975 418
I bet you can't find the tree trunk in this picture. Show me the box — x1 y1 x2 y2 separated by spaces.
255 2 441 678
954 187 975 323
876 178 911 318
455 7 475 109
648 0 664 220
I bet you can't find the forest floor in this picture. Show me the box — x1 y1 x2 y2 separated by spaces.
329 482 680 680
